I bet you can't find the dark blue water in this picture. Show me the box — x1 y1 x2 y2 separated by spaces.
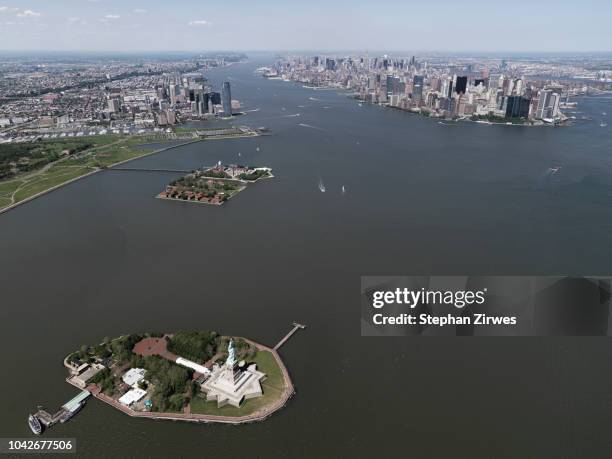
1 55 612 458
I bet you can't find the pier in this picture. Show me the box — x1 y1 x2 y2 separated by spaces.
274 322 306 350
33 390 90 430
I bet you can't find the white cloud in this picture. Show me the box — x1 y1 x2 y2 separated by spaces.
133 9 147 14
0 6 19 13
17 9 41 17
104 14 120 20
188 20 211 26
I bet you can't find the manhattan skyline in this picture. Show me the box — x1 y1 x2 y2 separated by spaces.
1 0 612 53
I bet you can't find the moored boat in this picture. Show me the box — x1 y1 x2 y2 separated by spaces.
28 414 42 435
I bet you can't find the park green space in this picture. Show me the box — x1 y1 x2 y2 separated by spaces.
0 135 167 211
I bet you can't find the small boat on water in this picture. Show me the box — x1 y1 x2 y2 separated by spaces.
318 179 326 193
601 122 608 128
341 185 346 194
256 147 260 152
28 414 42 435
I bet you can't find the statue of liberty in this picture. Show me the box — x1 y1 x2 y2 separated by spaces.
226 339 237 367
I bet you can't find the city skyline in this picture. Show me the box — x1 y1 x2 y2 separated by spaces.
1 0 612 53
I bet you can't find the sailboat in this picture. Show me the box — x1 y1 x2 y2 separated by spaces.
318 179 326 193
341 185 346 194
256 147 260 152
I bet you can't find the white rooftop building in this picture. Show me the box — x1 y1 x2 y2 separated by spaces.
118 388 147 406
122 368 146 388
176 357 211 375
201 340 266 408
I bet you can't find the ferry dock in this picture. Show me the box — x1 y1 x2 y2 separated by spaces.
32 390 90 431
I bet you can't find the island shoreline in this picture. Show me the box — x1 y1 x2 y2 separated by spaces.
66 338 296 425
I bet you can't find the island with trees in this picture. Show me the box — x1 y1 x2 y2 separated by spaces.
63 331 294 424
157 164 273 205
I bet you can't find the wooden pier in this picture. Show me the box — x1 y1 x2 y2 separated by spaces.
274 322 306 350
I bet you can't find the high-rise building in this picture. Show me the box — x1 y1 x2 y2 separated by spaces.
455 76 467 95
504 95 531 118
210 91 221 105
222 82 232 116
386 75 394 97
513 79 523 96
412 75 424 104
535 90 560 120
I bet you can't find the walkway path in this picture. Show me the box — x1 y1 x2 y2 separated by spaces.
274 322 306 350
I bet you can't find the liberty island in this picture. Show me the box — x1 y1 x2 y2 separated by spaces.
29 325 304 433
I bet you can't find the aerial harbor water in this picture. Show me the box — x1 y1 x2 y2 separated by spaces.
2 55 612 457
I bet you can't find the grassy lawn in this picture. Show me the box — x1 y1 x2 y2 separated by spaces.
94 144 154 167
0 179 23 197
189 350 287 417
13 166 94 202
0 135 166 211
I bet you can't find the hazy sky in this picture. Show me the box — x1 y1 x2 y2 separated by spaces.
0 0 611 53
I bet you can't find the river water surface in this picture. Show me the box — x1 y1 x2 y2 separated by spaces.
2 56 612 458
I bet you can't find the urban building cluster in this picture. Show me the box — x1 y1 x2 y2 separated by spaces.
0 54 245 142
269 54 612 124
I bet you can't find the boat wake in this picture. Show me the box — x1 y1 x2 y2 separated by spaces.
298 123 324 130
308 97 321 101
538 166 562 188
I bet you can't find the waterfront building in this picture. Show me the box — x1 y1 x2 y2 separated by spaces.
118 388 147 406
535 90 560 120
504 95 531 118
72 363 105 389
222 81 232 116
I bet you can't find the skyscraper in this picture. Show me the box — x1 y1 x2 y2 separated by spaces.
222 81 232 116
535 90 560 120
504 95 531 118
455 76 468 95
412 75 424 104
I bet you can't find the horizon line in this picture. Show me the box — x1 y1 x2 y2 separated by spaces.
1 49 612 55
